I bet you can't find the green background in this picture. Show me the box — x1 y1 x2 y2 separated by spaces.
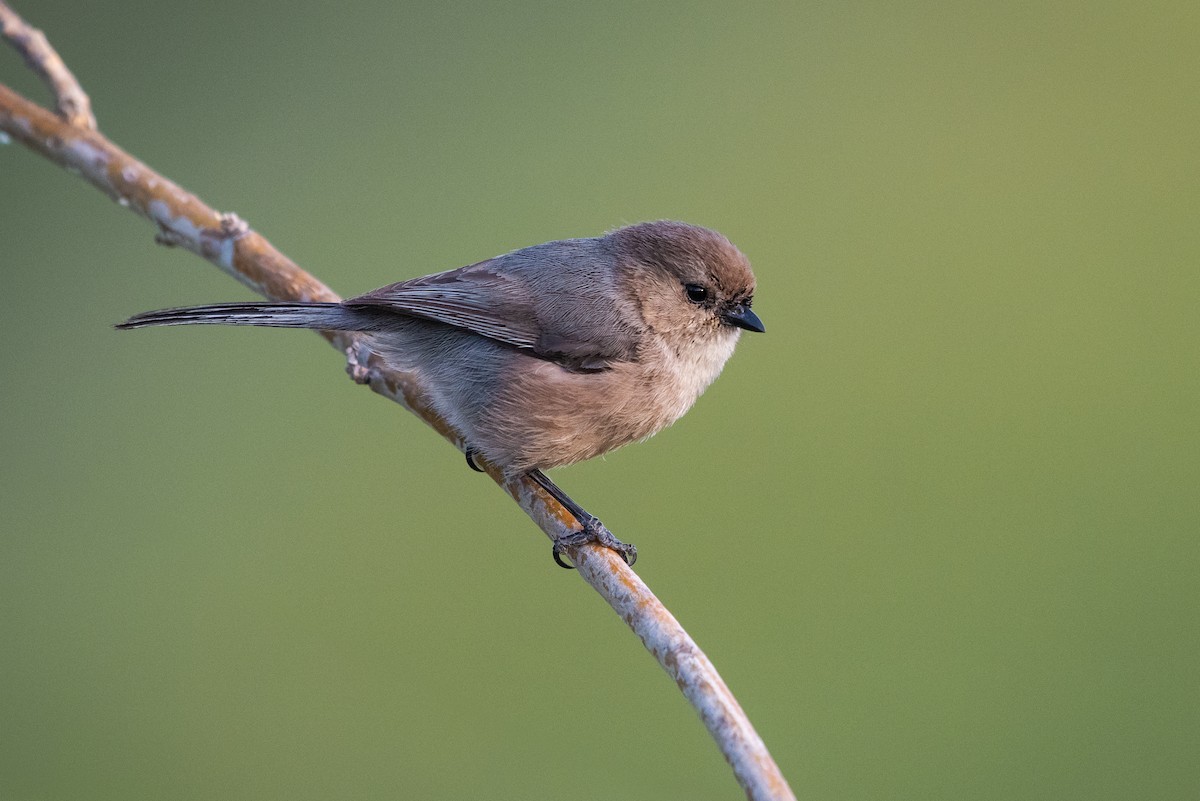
2 2 1197 799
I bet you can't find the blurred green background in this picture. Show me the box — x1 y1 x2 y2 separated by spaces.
2 1 1197 799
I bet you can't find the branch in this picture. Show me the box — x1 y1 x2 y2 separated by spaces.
0 9 795 799
0 1 95 129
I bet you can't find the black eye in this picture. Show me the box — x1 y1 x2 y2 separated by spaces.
684 284 709 303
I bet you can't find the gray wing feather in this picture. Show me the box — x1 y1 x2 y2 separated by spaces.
346 241 642 370
348 258 542 350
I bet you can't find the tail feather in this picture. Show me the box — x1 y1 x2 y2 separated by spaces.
116 301 373 331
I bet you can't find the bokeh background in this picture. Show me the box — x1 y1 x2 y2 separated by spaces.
2 2 1197 799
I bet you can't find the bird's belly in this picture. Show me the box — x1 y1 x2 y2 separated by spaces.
473 331 740 472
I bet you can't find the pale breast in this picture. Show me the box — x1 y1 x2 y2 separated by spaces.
654 328 742 424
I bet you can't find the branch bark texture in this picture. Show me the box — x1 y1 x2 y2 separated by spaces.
0 1 95 129
0 8 795 798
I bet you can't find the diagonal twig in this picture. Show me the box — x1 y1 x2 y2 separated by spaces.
0 1 95 129
0 7 795 798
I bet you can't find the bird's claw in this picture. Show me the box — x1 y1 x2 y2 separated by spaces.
552 518 638 569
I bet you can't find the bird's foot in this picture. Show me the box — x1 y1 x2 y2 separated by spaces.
465 448 485 472
552 518 638 569
345 347 371 384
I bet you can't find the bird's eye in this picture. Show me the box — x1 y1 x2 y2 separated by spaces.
684 284 709 303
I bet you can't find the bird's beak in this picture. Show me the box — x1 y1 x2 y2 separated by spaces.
722 304 765 333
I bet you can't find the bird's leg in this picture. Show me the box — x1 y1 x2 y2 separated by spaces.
527 469 638 569
463 453 638 568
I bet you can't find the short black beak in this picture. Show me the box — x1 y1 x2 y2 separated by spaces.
723 304 765 333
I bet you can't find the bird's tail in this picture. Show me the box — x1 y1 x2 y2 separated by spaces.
116 302 375 331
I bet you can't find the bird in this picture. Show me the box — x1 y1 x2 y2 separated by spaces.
119 220 764 567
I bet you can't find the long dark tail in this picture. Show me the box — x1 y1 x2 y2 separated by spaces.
116 301 378 331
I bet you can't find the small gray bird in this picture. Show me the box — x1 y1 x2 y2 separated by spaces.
119 220 764 567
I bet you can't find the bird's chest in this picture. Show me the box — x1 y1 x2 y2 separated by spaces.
646 329 740 425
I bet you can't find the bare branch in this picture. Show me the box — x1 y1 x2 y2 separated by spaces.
0 1 96 129
0 9 795 797
574 546 795 799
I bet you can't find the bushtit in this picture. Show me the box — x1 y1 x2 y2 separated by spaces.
119 220 764 566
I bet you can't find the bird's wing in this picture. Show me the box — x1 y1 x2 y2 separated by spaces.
348 258 541 349
345 254 639 371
